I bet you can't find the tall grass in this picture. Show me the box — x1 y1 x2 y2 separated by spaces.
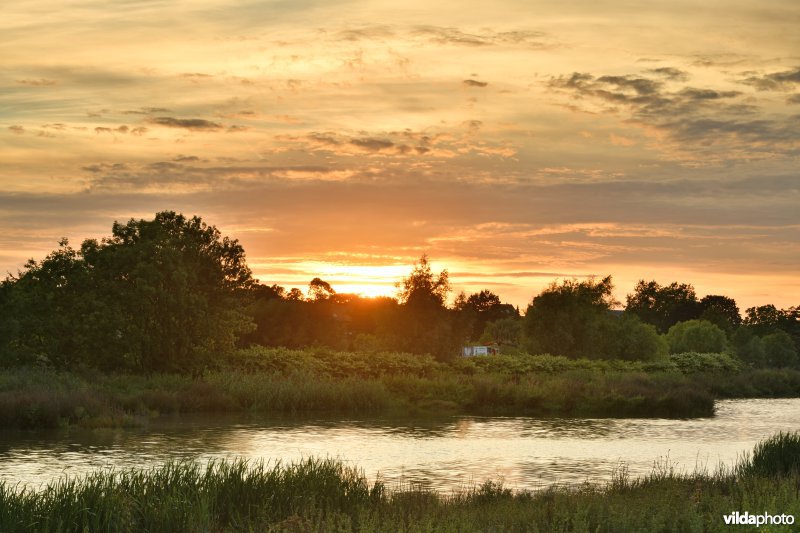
3 347 796 430
2 434 800 532
738 431 800 477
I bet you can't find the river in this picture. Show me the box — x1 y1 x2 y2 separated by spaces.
1 398 799 493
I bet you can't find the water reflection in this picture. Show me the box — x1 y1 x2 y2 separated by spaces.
2 399 800 493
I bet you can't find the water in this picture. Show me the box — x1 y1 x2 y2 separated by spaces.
1 398 799 493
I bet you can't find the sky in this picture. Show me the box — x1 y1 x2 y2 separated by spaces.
2 0 799 310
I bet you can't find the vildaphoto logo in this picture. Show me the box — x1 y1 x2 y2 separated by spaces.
723 512 795 527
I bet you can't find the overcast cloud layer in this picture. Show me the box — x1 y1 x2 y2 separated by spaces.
2 0 799 308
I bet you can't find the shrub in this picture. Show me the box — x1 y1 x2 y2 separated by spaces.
669 352 742 374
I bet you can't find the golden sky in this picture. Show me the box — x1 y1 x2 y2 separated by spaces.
2 0 799 310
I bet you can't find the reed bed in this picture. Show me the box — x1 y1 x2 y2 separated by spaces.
0 367 715 430
2 433 800 532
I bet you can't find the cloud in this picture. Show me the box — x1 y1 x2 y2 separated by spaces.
122 107 171 115
78 160 348 192
788 94 800 104
94 125 131 135
148 117 223 130
463 79 488 88
646 67 690 82
739 67 800 91
334 25 396 42
412 26 549 48
8 125 25 134
16 79 58 86
549 70 798 159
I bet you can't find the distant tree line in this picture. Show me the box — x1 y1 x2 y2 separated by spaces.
0 212 797 374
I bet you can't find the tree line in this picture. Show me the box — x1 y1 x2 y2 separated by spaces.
0 212 797 374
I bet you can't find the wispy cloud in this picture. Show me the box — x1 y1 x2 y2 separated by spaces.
148 117 223 130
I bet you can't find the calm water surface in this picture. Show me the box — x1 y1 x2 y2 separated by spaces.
2 399 799 493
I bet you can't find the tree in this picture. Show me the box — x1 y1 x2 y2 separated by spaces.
483 317 522 346
601 314 668 361
698 295 741 334
455 289 519 341
397 255 450 309
743 304 800 354
388 256 462 361
308 278 336 301
524 276 617 358
762 330 798 368
731 327 766 367
1 212 255 373
625 280 702 333
0 239 91 367
665 319 727 354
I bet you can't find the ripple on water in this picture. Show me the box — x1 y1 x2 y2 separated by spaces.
2 398 800 493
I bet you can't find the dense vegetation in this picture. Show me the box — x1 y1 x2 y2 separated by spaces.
1 350 730 429
2 433 799 532
0 212 798 427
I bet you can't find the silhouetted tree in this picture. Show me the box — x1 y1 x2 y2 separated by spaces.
698 295 741 334
308 277 336 301
625 280 702 333
398 255 450 309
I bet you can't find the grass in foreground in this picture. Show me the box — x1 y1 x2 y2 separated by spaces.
2 432 800 532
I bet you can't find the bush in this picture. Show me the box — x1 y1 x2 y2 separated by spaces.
666 319 727 354
669 352 742 374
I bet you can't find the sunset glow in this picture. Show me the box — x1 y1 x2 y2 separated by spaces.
2 0 798 310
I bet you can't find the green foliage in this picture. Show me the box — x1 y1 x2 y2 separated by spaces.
731 327 766 367
483 317 522 346
625 280 702 333
1 212 255 374
601 314 668 361
698 294 741 334
762 330 799 368
668 352 742 373
665 319 727 354
230 346 442 379
524 276 617 359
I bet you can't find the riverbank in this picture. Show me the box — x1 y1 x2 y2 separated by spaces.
3 348 800 429
2 433 799 532
0 369 711 430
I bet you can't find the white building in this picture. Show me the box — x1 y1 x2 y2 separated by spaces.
462 345 498 357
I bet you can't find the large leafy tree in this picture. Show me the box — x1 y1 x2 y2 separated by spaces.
625 280 702 333
524 276 617 358
1 212 255 373
698 294 741 335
